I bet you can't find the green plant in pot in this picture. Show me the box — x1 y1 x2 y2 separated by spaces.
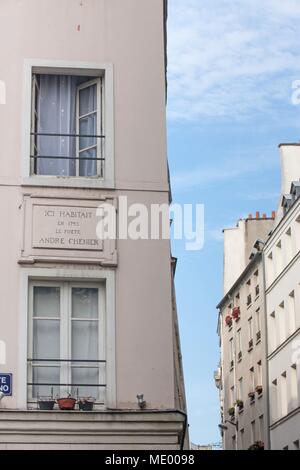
57 393 76 411
235 399 244 411
78 397 95 411
228 407 235 417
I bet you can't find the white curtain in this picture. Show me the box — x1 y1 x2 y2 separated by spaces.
37 75 77 176
36 76 98 177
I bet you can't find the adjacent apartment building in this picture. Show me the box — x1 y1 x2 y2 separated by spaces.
216 214 274 450
217 143 300 450
0 0 188 449
264 144 300 450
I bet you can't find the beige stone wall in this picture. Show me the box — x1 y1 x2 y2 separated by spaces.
0 0 186 449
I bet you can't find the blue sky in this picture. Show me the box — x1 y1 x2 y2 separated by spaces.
167 0 300 445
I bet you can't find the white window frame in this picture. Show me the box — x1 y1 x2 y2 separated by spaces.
76 78 102 177
27 280 106 405
18 267 116 410
22 59 114 189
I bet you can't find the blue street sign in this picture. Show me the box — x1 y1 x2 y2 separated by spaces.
0 373 12 396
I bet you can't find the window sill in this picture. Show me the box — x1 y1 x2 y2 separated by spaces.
238 408 244 415
256 339 261 345
21 175 115 190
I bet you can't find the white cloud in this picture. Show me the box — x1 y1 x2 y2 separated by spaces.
167 0 300 121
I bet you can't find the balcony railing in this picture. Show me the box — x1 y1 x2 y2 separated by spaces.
27 358 106 403
30 132 105 177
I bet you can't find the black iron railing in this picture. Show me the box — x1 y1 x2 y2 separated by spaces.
27 358 106 391
30 132 105 175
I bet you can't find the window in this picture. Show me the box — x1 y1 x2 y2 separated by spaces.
269 311 277 352
248 317 253 349
229 338 234 369
257 361 262 388
31 73 103 178
278 301 287 345
293 440 300 450
251 421 256 443
240 429 245 450
290 364 298 410
28 282 105 404
250 367 255 392
271 379 278 422
238 377 243 400
237 329 242 360
288 291 296 335
230 385 235 407
280 372 288 417
259 415 264 442
255 308 261 342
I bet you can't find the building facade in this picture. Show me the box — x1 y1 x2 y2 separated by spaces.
0 0 188 449
217 215 274 450
264 144 300 450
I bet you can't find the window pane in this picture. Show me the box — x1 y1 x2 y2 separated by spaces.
33 287 60 318
79 114 97 150
72 288 98 319
79 84 97 116
71 367 99 399
36 75 77 176
79 147 97 177
33 319 60 360
72 320 98 360
32 366 60 398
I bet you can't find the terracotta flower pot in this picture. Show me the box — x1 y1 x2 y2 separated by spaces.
57 398 76 410
232 307 240 320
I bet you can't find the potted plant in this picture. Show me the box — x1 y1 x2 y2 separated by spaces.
57 393 76 411
228 407 235 417
232 306 240 321
225 315 233 327
78 397 95 411
255 385 263 395
235 399 244 411
38 397 56 410
248 391 255 402
248 441 264 450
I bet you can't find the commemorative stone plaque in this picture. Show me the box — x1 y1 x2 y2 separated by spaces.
32 205 103 251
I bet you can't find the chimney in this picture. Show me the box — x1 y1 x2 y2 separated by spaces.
248 214 253 219
262 213 267 219
256 211 260 219
279 145 300 195
272 211 276 219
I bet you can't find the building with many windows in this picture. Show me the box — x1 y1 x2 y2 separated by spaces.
217 143 300 450
217 214 274 450
0 0 188 449
264 144 300 450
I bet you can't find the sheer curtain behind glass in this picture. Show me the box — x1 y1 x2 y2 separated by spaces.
32 286 60 398
71 288 99 398
36 75 98 177
37 75 77 176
